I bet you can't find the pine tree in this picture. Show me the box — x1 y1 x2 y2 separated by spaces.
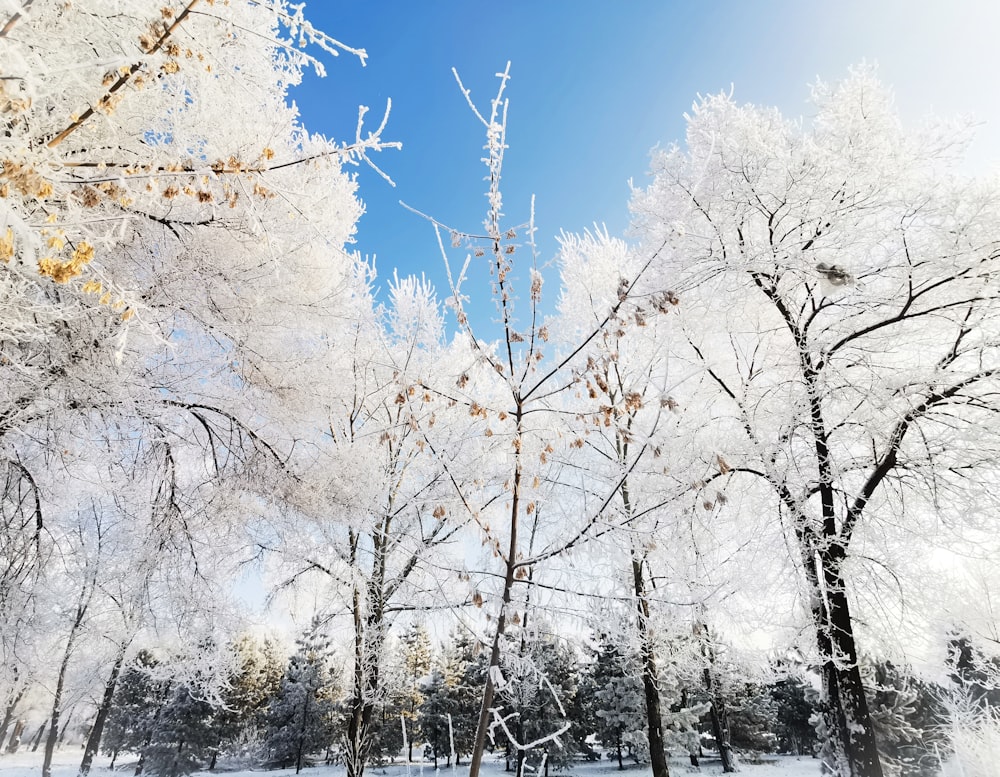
596 677 646 768
769 672 819 756
102 651 171 771
142 683 219 777
400 624 432 761
417 667 453 766
947 632 1000 708
213 635 286 764
866 660 947 777
500 627 580 776
588 630 645 769
440 629 488 765
265 620 338 774
724 682 779 755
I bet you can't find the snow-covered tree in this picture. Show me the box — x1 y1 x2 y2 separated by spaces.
102 650 172 770
402 64 674 777
438 629 488 764
585 629 645 769
400 623 432 760
266 272 466 777
768 669 819 756
2 5 395 731
865 660 946 777
142 681 218 777
631 65 1000 777
416 666 452 767
211 634 286 765
264 620 338 774
497 624 580 777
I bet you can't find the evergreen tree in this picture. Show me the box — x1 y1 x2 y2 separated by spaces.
947 632 1000 709
588 630 645 769
866 660 948 777
213 635 286 763
769 672 820 756
400 624 432 761
265 620 338 774
724 682 779 754
441 629 488 764
102 651 171 771
656 630 709 765
142 683 219 777
500 627 580 776
417 666 453 766
596 677 646 768
365 688 407 765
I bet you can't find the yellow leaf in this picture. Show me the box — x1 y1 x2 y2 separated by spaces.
0 228 13 262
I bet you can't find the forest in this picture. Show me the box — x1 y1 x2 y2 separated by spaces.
2 3 1000 777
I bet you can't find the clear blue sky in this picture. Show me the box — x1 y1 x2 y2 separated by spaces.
290 1 999 334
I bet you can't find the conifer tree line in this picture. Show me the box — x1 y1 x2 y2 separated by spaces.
11 617 984 777
4 4 1000 777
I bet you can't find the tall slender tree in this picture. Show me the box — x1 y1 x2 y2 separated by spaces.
631 66 1000 776
264 620 337 774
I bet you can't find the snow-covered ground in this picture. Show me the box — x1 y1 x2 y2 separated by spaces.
0 750 823 777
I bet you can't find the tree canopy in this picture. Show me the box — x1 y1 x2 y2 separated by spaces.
3 7 1000 777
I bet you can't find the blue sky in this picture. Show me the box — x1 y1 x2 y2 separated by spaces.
290 0 999 335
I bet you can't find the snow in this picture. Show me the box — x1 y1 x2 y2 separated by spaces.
0 750 823 777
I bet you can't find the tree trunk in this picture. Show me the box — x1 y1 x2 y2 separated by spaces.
31 721 46 752
799 539 883 777
695 622 735 773
0 686 24 749
295 681 310 774
797 357 883 777
632 554 670 777
57 709 75 746
6 719 25 753
468 407 526 777
821 559 884 777
345 578 386 777
43 601 91 776
707 696 734 772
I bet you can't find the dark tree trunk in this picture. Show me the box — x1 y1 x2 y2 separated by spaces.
345 577 386 777
632 554 670 777
43 631 77 775
797 535 883 777
468 408 526 777
57 710 74 746
295 683 311 774
707 697 734 772
822 558 884 777
44 565 95 777
31 721 46 752
514 720 526 777
5 719 25 753
345 690 374 777
0 685 24 748
696 622 735 773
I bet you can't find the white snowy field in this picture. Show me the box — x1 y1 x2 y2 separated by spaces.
0 750 823 777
